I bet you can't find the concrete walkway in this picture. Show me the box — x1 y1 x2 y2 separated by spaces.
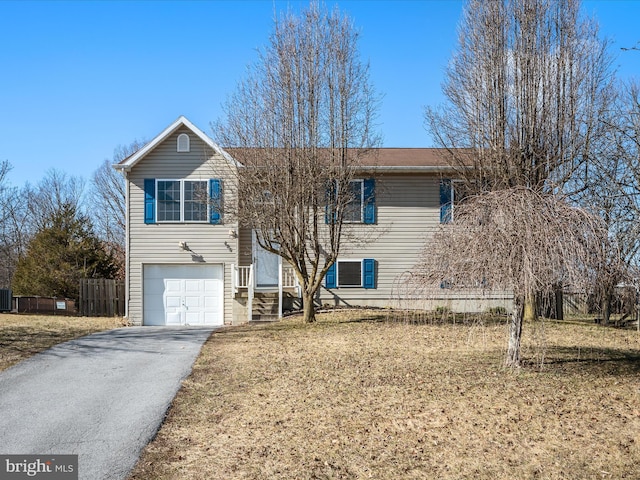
0 326 217 480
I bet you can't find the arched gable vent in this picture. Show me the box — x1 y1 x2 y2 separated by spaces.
177 133 190 152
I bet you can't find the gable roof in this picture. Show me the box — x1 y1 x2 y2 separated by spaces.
114 116 460 174
114 115 238 172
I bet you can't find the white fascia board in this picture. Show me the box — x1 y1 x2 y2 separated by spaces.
113 115 241 171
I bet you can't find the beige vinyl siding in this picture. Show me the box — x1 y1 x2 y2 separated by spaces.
235 173 442 308
125 126 238 325
238 228 253 266
316 173 440 307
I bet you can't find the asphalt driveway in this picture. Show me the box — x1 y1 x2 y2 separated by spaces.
0 326 217 480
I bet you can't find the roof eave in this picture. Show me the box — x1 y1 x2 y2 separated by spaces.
357 165 460 173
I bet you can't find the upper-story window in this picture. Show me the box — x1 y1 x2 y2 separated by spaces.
177 133 190 152
344 180 364 223
326 178 376 224
440 179 462 224
144 178 222 225
157 180 208 222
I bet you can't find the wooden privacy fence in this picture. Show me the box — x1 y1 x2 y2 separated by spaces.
13 296 76 315
78 278 125 317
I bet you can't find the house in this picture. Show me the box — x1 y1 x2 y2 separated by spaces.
115 116 509 326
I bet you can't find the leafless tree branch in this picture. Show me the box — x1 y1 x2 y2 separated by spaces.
214 2 381 322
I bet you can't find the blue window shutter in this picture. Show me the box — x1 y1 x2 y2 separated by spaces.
440 179 452 224
363 259 375 289
325 262 337 289
209 179 222 224
363 178 376 224
144 179 155 224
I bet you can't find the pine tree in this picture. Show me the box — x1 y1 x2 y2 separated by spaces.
12 202 118 302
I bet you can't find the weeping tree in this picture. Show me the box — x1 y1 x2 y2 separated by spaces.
214 2 381 323
414 188 625 367
424 0 616 333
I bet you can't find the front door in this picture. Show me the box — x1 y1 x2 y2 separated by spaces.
253 231 280 288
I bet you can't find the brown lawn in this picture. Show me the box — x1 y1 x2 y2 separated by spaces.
0 314 127 371
129 310 640 480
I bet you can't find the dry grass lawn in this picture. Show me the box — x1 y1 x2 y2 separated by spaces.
0 313 127 371
129 310 640 480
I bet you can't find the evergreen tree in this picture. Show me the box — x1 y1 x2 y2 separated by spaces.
12 202 118 301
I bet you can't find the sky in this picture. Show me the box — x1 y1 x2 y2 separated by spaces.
1 0 639 188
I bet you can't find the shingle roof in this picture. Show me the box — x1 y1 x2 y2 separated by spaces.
113 115 456 172
224 147 454 170
359 148 450 167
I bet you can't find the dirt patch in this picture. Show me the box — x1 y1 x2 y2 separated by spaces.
0 314 127 371
129 310 640 479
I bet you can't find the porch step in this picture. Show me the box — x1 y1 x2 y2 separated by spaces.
251 292 279 322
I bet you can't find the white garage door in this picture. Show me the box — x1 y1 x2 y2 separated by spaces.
143 264 224 326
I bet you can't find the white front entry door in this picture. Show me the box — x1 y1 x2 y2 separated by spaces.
253 231 280 288
143 264 224 326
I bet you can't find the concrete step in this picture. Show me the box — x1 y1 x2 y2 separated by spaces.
251 292 279 321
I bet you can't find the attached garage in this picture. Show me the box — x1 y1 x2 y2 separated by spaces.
143 264 224 326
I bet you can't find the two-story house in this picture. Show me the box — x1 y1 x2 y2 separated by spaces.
115 116 508 326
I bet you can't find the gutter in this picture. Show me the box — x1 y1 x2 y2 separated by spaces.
357 165 460 173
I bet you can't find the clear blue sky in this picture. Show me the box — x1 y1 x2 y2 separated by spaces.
1 0 639 188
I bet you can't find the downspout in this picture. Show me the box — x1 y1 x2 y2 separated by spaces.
120 168 130 320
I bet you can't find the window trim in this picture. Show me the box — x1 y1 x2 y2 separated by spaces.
177 133 190 152
326 178 375 225
325 258 375 289
336 259 364 288
156 179 209 223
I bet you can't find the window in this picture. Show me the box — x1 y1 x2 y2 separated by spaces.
325 259 375 289
177 133 190 152
338 260 362 287
184 181 208 221
440 179 461 224
326 178 376 225
256 190 273 204
157 180 208 223
157 180 181 222
344 180 364 223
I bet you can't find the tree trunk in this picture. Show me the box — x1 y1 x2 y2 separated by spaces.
555 287 564 321
523 292 537 322
506 296 525 368
301 291 317 323
601 289 613 326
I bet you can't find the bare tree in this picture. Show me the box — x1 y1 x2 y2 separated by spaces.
0 160 24 288
25 169 86 232
576 80 640 324
612 80 640 268
421 0 620 364
1 169 87 288
90 140 145 279
621 41 640 52
426 0 614 195
214 2 381 323
414 188 625 367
